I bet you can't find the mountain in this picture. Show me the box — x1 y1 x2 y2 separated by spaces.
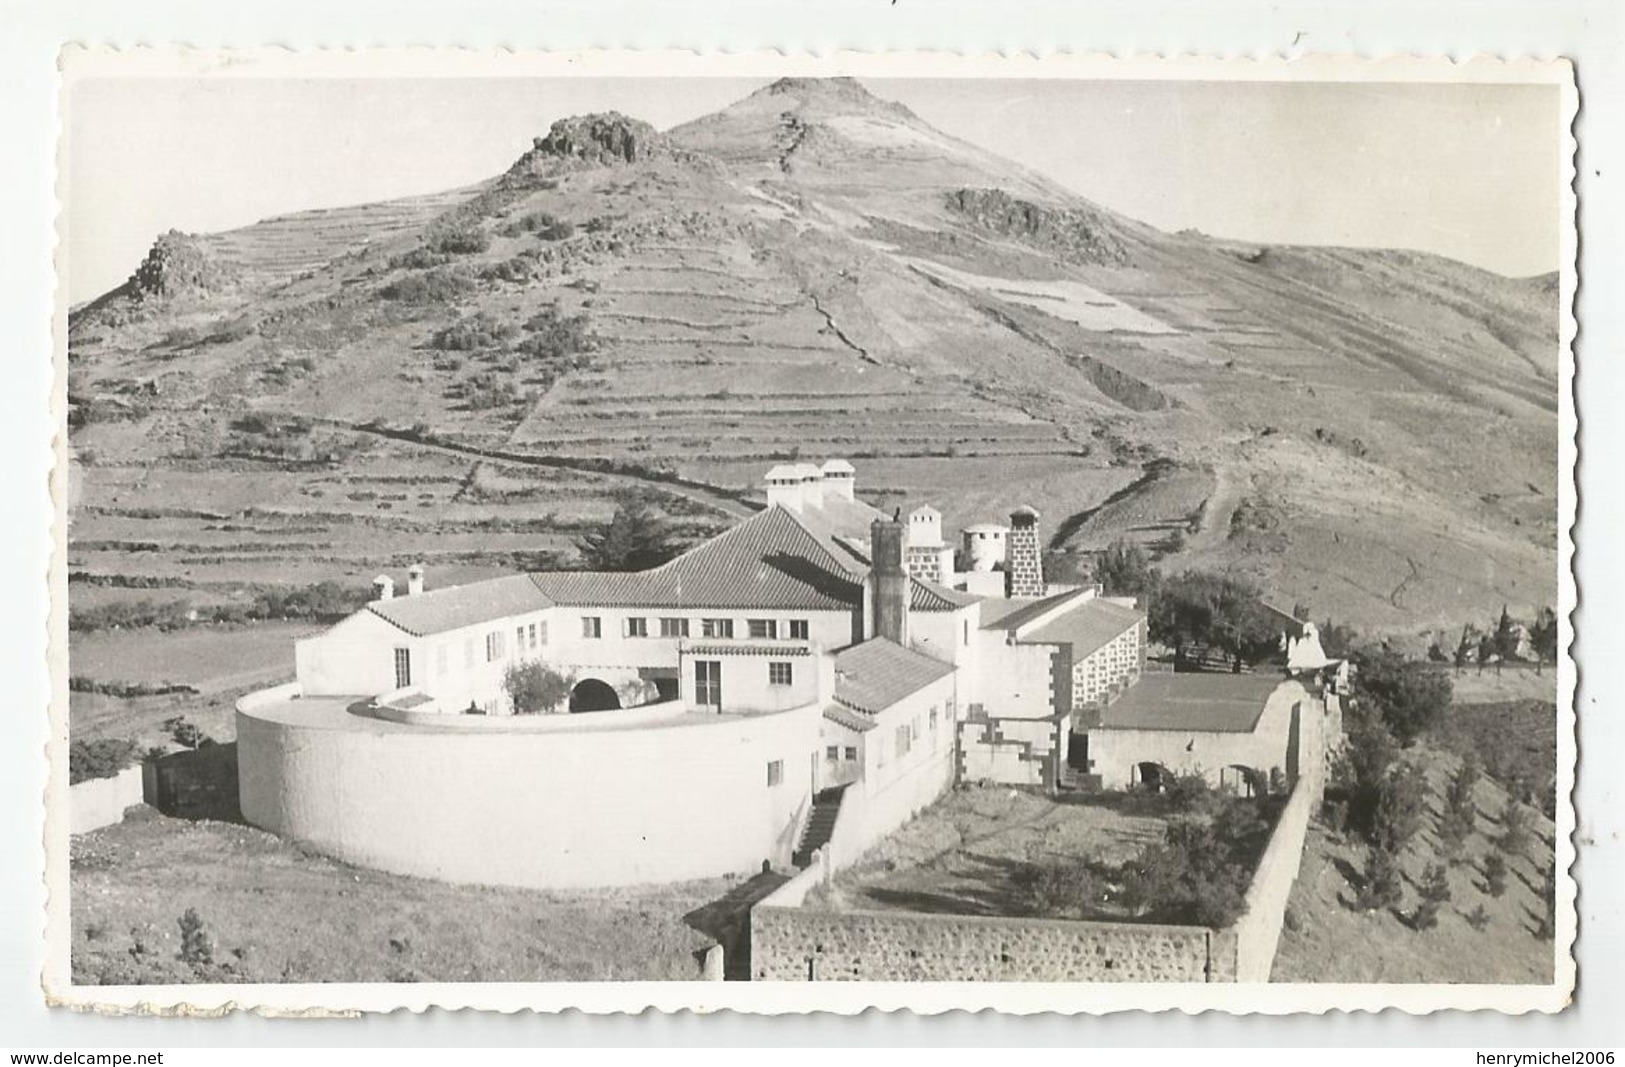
66 77 1559 634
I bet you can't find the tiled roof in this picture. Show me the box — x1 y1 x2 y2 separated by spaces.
530 506 866 611
1096 673 1286 733
833 637 956 715
823 703 877 733
1022 598 1143 658
686 642 813 657
979 587 1091 632
365 499 979 636
366 574 553 637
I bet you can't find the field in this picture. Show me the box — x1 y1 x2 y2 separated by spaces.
1273 747 1556 984
70 808 725 984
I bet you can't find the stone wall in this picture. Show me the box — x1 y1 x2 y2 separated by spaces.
751 905 1235 982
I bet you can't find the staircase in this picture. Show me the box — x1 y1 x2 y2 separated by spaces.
792 786 847 869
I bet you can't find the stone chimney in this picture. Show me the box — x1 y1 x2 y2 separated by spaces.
372 575 395 601
821 458 856 502
407 563 425 597
870 511 910 646
1005 506 1044 598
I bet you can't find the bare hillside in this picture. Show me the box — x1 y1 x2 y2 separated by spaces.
66 77 1558 633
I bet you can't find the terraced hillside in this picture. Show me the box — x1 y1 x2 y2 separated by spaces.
66 77 1559 637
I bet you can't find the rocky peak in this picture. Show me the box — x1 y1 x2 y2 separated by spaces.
126 229 240 302
749 76 917 120
505 112 678 183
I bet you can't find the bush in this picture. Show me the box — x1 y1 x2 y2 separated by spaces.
1117 799 1272 927
1466 903 1491 931
503 661 572 714
162 716 212 751
516 303 594 363
1499 799 1532 855
68 738 140 785
1355 845 1403 911
425 223 490 256
177 908 214 967
1352 649 1453 745
380 269 476 305
1483 852 1509 897
431 312 517 351
1164 770 1214 812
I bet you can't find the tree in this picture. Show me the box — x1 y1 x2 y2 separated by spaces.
1318 619 1358 660
1529 607 1559 674
1351 648 1452 745
1373 761 1429 855
1493 604 1520 665
1454 624 1476 675
1147 569 1276 671
1498 798 1532 856
1356 845 1403 911
1483 852 1509 898
503 661 572 714
574 492 683 572
1093 539 1159 600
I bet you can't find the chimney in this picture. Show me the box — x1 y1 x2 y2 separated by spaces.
870 511 910 646
407 563 425 597
372 575 395 601
908 505 942 547
820 458 856 502
764 465 802 510
1005 506 1044 598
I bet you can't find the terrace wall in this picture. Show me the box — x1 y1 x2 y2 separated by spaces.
750 905 1235 982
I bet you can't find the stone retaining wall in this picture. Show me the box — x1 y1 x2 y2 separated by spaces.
751 905 1235 982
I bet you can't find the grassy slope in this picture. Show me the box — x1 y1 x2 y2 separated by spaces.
1273 745 1556 984
71 809 722 984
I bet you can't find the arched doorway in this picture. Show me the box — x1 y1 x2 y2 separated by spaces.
1220 765 1261 798
569 678 621 714
1136 762 1168 793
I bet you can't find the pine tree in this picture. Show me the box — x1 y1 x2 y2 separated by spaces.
574 492 683 572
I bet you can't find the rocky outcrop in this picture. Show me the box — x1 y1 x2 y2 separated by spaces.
126 230 241 302
946 188 1130 267
504 113 690 184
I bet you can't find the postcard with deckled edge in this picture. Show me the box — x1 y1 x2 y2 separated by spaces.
45 47 1577 1016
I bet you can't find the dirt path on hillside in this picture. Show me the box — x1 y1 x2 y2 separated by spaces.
1187 461 1244 554
302 417 759 521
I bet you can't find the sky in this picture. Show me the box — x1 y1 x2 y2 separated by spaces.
63 76 1562 303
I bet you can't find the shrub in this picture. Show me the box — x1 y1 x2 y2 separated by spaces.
1117 799 1271 928
503 662 572 714
1373 761 1428 854
431 312 517 351
1466 903 1491 931
516 303 594 362
1499 799 1532 856
380 269 476 304
1419 862 1453 905
1355 845 1403 912
162 716 212 751
425 223 490 256
1483 852 1509 897
1164 770 1214 812
68 738 140 785
1014 861 1103 920
1352 649 1453 745
177 908 214 967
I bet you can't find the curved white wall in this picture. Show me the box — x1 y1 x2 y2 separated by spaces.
237 692 821 890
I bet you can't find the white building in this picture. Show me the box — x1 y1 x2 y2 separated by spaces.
238 459 1334 890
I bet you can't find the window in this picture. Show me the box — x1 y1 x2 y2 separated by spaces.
516 626 526 654
766 760 784 787
626 617 648 638
929 706 938 731
485 631 505 662
694 660 722 709
844 746 858 762
393 648 411 688
789 619 809 640
896 724 912 758
748 619 778 639
660 617 689 638
582 616 602 639
912 716 921 741
963 619 970 645
537 620 548 646
701 617 734 639
825 745 840 761
768 661 794 687
527 623 538 650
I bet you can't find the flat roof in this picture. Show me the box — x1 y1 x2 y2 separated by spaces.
1096 673 1286 734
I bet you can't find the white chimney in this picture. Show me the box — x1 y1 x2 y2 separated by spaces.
821 458 856 502
407 563 425 597
908 504 943 547
372 575 395 601
765 465 803 510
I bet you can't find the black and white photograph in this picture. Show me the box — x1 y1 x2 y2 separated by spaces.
48 50 1575 1015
